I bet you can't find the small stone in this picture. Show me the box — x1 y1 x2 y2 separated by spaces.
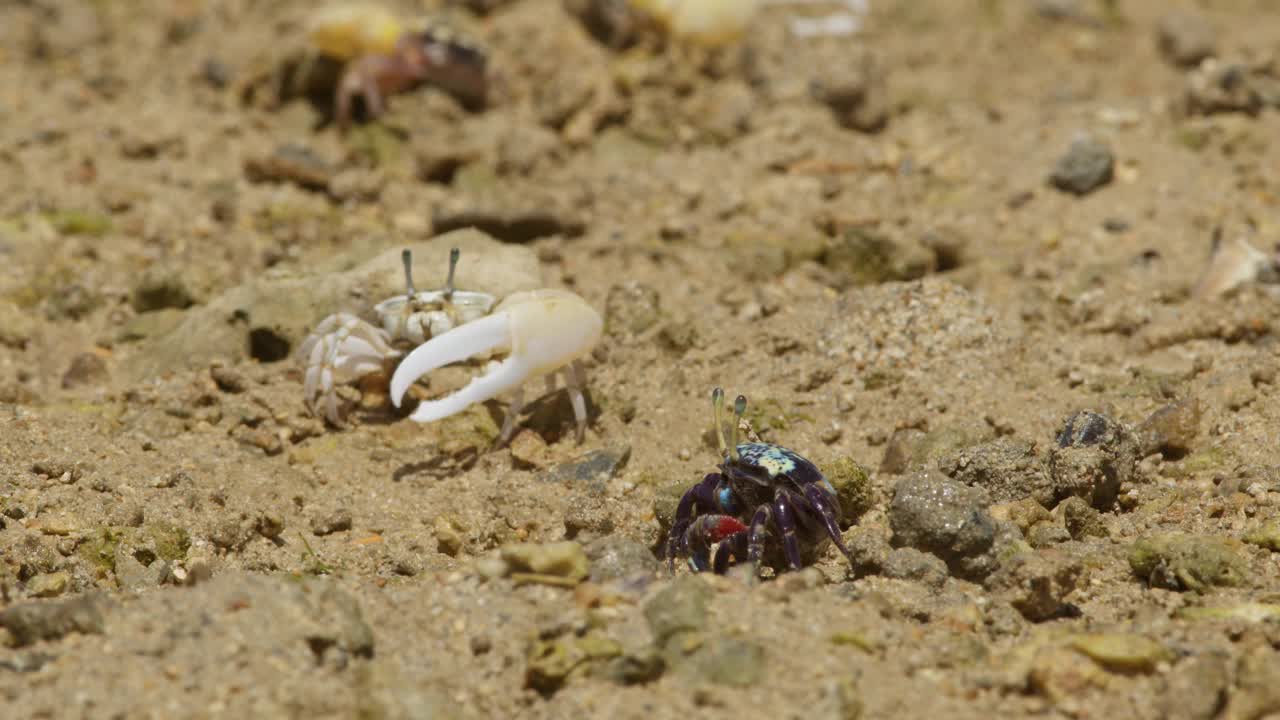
881 547 948 588
1243 521 1280 552
61 352 108 389
210 366 249 394
809 49 888 133
500 541 589 583
509 430 554 470
1048 132 1114 196
584 536 658 582
1186 59 1264 116
311 509 353 536
208 518 250 551
27 572 70 598
433 516 465 557
1068 633 1173 674
1059 497 1109 540
1048 410 1138 510
1156 13 1216 68
1027 522 1071 548
821 456 874 527
537 444 631 492
889 470 998 581
238 427 283 456
1136 397 1201 457
938 438 1054 507
254 512 285 540
243 144 333 192
1029 646 1107 704
131 266 197 313
1128 533 1249 592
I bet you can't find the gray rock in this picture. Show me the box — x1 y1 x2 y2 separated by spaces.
889 471 998 581
1161 652 1230 720
985 549 1084 622
938 438 1054 507
644 575 711 646
1048 133 1114 196
881 547 949 588
1157 13 1216 68
1186 59 1266 116
584 536 659 582
537 444 631 493
0 593 108 647
131 265 199 313
1059 496 1109 540
1048 410 1138 509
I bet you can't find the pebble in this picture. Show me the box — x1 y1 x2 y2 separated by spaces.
1128 532 1249 592
1067 633 1172 674
1156 13 1216 68
537 444 632 493
310 509 353 537
61 352 108 389
499 541 590 584
1048 133 1114 196
888 470 998 580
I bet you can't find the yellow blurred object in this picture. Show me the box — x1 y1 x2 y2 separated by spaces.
631 0 762 46
307 3 404 60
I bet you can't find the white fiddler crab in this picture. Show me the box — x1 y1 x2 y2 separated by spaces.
299 247 495 426
299 247 604 444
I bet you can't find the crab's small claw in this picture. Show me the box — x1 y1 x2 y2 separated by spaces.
388 289 603 440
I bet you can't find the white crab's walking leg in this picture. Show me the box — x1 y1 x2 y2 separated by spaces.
499 387 525 445
567 360 589 444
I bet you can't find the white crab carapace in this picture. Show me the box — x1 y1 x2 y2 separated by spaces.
389 288 603 444
299 247 495 425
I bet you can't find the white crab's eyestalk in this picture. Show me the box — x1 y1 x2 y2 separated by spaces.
444 246 460 300
401 248 416 299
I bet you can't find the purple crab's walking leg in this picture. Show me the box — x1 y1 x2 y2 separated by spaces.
800 482 853 563
665 474 720 572
773 489 805 571
713 530 749 575
745 504 774 569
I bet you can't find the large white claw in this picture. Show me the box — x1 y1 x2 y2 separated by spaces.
389 289 603 433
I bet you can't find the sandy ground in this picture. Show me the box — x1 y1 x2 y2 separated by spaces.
3 0 1280 718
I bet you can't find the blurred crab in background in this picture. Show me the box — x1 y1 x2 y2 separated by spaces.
665 388 854 576
299 247 495 425
255 3 489 129
300 247 604 445
617 0 867 46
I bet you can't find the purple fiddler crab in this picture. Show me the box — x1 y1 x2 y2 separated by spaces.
665 388 854 576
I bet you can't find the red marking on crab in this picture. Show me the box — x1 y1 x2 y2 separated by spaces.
710 517 748 542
